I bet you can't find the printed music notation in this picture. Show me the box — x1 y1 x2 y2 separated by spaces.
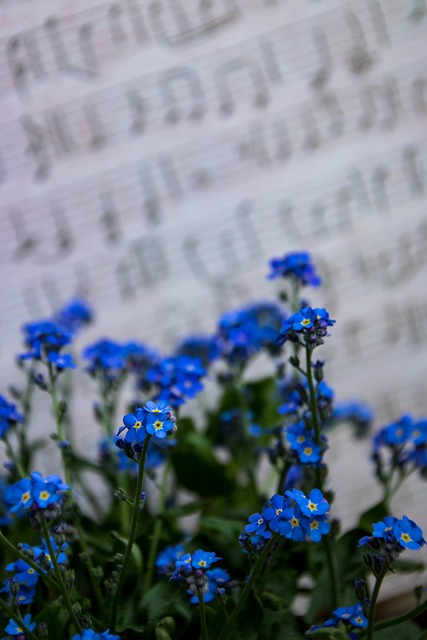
0 0 426 432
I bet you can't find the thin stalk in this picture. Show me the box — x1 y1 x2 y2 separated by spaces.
373 598 427 632
217 535 276 640
144 458 171 594
18 365 36 475
367 562 389 640
0 529 57 590
257 537 284 596
47 363 71 488
40 517 82 633
76 521 105 613
3 435 25 478
0 599 39 640
323 535 339 609
198 590 208 640
110 435 151 630
305 349 321 447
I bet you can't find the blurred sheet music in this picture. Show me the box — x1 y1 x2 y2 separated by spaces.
0 0 426 595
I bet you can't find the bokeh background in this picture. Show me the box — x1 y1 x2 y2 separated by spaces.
1 0 426 603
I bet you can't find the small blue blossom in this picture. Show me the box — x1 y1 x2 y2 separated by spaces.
393 516 426 550
191 550 222 569
8 473 69 514
268 251 322 287
277 505 308 541
146 414 174 439
245 513 270 537
156 543 185 575
286 488 329 517
0 395 23 439
71 630 120 640
277 307 335 349
118 408 147 444
54 298 92 334
4 613 36 636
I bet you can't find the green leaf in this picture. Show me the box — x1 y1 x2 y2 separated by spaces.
374 620 421 639
35 601 67 640
139 580 192 625
111 531 143 580
393 558 425 573
305 628 350 639
358 501 388 532
163 500 209 518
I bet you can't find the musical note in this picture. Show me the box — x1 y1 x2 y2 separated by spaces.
48 109 77 156
216 58 269 115
345 12 373 75
137 164 161 225
84 102 107 149
10 211 39 261
19 115 51 180
159 67 205 123
99 190 121 244
44 16 98 79
108 3 128 43
235 200 263 257
309 28 332 90
402 145 425 195
126 87 148 135
371 165 390 211
411 76 427 115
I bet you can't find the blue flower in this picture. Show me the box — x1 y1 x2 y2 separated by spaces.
54 298 92 334
146 414 174 439
156 543 185 575
277 307 335 349
4 613 36 636
393 516 426 550
71 630 120 640
372 516 398 542
0 395 23 439
307 514 331 542
287 488 329 517
277 505 308 541
118 408 147 444
267 252 322 287
82 339 128 375
245 513 270 537
295 440 322 464
191 550 222 569
176 335 220 366
262 494 289 532
20 320 73 367
8 473 69 514
47 351 76 370
144 400 171 415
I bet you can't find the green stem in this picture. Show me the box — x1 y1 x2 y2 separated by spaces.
305 349 321 447
3 435 25 478
373 598 427 633
40 518 82 633
76 521 105 614
367 562 389 640
47 363 72 489
218 535 277 640
323 535 339 609
144 458 171 594
257 537 284 596
0 598 39 640
0 529 57 590
198 589 208 640
110 435 151 630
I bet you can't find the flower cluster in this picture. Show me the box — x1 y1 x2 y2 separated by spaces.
144 355 206 407
2 538 67 605
4 472 69 515
175 335 220 368
276 307 335 348
308 603 368 636
0 394 23 440
284 421 325 465
359 515 425 557
20 320 75 370
54 298 93 334
372 414 427 476
241 489 330 551
71 630 120 640
117 400 176 445
268 251 322 287
217 302 285 363
169 550 224 604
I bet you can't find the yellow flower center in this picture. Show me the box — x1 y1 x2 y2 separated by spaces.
39 490 50 501
304 447 312 456
134 421 142 429
308 502 316 511
275 508 282 515
291 517 299 527
153 420 163 430
310 521 319 530
297 436 305 443
22 491 31 503
401 533 411 543
28 568 35 574
301 318 311 326
199 560 207 567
